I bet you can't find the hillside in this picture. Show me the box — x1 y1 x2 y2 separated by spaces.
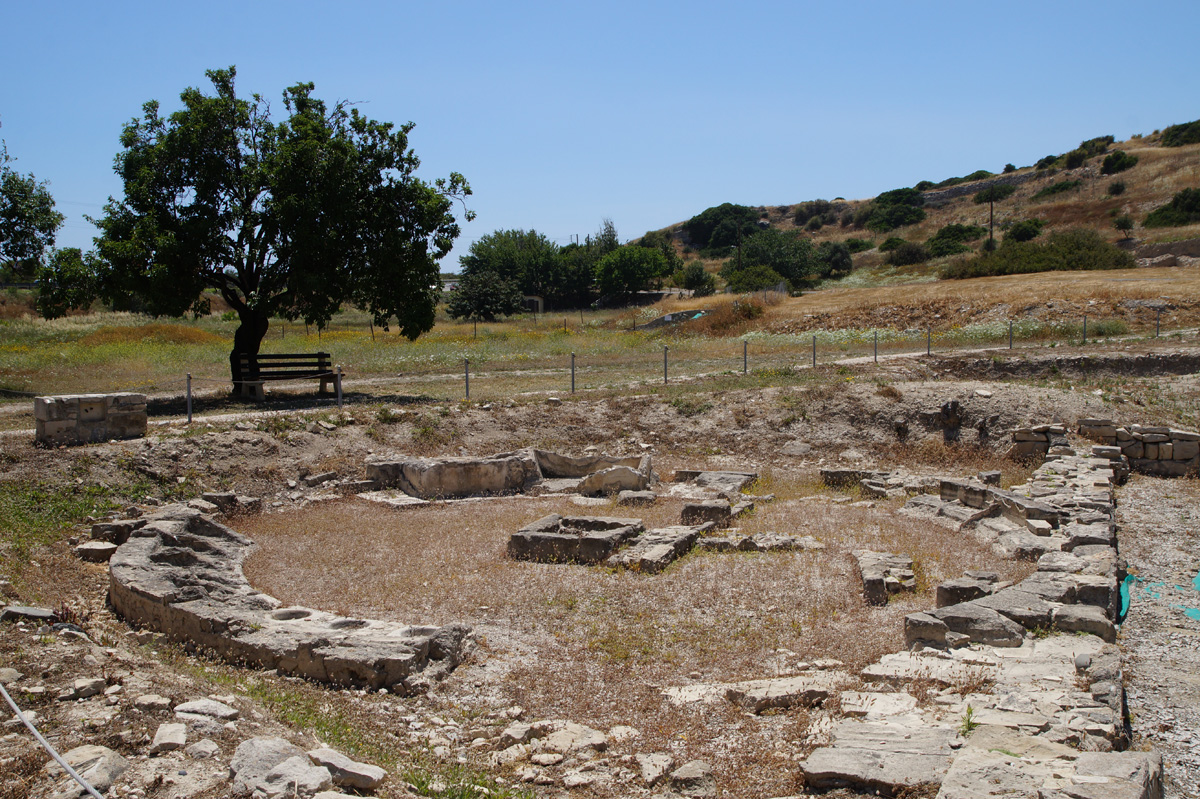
658 125 1200 288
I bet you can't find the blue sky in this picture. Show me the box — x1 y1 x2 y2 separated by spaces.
3 0 1198 269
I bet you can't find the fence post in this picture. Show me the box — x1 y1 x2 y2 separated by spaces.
1009 319 1013 349
186 374 192 424
1082 315 1087 344
874 330 878 364
464 358 470 400
571 352 576 394
743 340 747 374
811 335 816 369
336 366 343 409
1156 308 1161 338
927 327 931 356
663 345 668 384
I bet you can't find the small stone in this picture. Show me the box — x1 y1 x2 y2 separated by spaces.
135 694 171 712
185 739 220 760
669 760 717 798
174 698 239 720
0 605 55 623
307 747 386 790
636 752 674 786
73 677 106 699
150 723 187 754
74 541 119 563
546 397 562 406
531 752 564 766
0 668 23 685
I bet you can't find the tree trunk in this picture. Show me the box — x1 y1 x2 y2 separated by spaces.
229 308 271 395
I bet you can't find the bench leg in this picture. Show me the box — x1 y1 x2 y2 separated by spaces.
242 381 265 401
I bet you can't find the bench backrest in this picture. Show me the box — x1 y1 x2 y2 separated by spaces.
237 352 332 380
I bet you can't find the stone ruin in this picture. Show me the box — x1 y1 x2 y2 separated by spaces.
364 448 652 499
1009 418 1199 478
34 392 147 446
107 506 471 694
82 434 1173 797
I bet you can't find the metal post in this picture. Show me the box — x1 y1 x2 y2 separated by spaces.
743 340 747 374
336 366 343 409
812 335 816 368
1009 319 1013 349
186 374 192 424
1082 315 1087 344
1156 309 1161 338
874 330 878 363
927 327 931 356
663 346 668 384
571 352 576 394
464 358 470 400
563 318 567 333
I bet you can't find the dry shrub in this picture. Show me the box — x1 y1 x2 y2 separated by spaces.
80 323 226 346
876 383 903 401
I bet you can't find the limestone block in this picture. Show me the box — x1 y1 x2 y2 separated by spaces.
1157 442 1173 460
680 500 732 528
1172 439 1198 460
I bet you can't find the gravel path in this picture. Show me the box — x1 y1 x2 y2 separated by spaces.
1117 474 1200 799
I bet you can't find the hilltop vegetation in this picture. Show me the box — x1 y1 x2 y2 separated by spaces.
651 119 1200 292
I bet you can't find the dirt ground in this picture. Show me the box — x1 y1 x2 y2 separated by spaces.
1 346 1199 798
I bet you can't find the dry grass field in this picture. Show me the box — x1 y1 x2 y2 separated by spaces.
238 481 1032 796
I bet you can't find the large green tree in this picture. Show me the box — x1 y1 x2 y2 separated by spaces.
0 135 64 279
594 245 668 300
458 228 566 306
39 67 472 389
446 269 524 322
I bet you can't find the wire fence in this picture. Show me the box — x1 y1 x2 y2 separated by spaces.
5 311 1194 418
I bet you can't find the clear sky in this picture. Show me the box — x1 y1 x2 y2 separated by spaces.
3 0 1198 270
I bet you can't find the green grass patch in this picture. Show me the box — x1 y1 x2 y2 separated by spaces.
0 481 119 562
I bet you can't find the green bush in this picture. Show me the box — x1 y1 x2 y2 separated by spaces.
926 224 986 257
914 180 936 191
1032 180 1082 201
844 238 874 254
886 242 930 266
818 241 853 278
862 187 926 232
1161 119 1200 147
1064 150 1087 169
1143 188 1200 228
725 264 791 293
878 236 907 252
1005 219 1045 243
805 216 823 231
1101 150 1138 175
792 199 842 228
1108 180 1126 196
682 203 760 252
1035 155 1058 170
1003 163 1017 174
941 228 1135 279
1114 215 1135 238
679 261 716 296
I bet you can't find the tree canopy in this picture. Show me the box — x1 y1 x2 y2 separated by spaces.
446 269 524 322
594 245 668 299
38 67 471 388
0 135 64 279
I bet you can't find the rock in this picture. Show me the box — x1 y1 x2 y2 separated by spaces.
931 602 1026 647
617 489 657 506
135 693 171 712
680 500 732 528
74 541 119 563
45 745 129 795
307 747 386 790
150 722 187 754
0 605 56 623
185 738 220 759
636 752 674 786
576 463 651 496
1053 605 1117 642
854 550 916 606
606 525 703 573
175 698 239 720
508 515 644 564
781 440 812 456
262 755 333 798
67 677 105 700
537 720 608 753
936 573 999 607
724 673 845 714
367 453 541 498
230 737 309 796
800 721 960 795
608 724 639 742
669 760 717 798
0 579 18 598
839 691 918 719
0 667 23 685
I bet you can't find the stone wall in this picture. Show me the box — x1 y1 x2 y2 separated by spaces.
34 393 147 446
108 506 472 693
1079 418 1200 477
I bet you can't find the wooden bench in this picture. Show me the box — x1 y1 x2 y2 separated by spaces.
235 352 340 401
